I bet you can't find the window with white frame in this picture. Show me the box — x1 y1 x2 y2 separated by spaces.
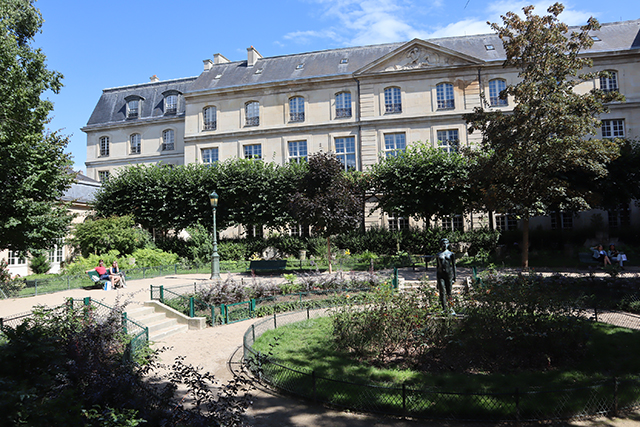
496 213 517 231
289 96 305 122
99 136 109 157
550 211 573 230
436 83 455 109
388 212 409 231
202 147 218 165
335 136 356 171
437 129 459 153
600 71 619 93
130 133 141 155
164 94 178 114
602 119 625 139
162 129 175 151
8 250 26 265
244 144 262 160
608 203 631 229
98 170 110 183
203 106 217 130
441 215 464 231
288 140 307 163
127 99 139 118
48 239 63 264
489 79 508 106
335 92 352 118
289 223 308 237
384 87 402 113
384 133 406 157
245 101 259 126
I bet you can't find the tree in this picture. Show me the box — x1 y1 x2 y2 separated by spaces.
69 215 152 258
369 142 476 226
593 139 640 211
289 153 362 273
464 3 624 268
0 0 74 253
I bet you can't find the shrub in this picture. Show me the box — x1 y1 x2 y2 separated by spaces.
69 215 152 258
0 259 25 297
130 248 179 268
29 252 51 275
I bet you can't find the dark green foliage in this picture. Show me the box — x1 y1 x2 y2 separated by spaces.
369 142 476 223
69 215 152 258
0 302 252 426
28 252 51 274
594 139 640 210
0 0 75 253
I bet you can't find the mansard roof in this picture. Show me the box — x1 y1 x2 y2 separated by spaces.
84 19 639 126
84 77 197 128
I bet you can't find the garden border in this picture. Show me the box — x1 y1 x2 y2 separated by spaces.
242 308 640 423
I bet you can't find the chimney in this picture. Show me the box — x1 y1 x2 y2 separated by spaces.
203 59 213 71
213 53 230 64
150 75 159 82
246 46 262 67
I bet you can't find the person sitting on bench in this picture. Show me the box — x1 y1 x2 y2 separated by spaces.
591 244 611 267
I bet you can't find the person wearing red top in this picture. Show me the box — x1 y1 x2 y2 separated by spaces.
87 260 110 280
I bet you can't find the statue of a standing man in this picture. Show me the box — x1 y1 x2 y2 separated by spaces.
436 238 456 313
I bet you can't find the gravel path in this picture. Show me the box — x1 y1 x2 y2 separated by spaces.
2 268 640 426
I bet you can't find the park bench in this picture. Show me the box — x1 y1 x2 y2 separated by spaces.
87 270 112 291
248 260 287 273
578 252 601 268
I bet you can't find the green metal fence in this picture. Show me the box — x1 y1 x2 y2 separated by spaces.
242 309 640 423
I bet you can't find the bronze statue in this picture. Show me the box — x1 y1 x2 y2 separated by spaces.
436 238 456 314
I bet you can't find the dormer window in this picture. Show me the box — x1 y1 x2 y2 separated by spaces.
485 44 495 51
161 90 181 115
296 63 304 70
124 95 144 119
340 58 348 64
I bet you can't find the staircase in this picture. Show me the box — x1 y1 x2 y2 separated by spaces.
126 304 189 342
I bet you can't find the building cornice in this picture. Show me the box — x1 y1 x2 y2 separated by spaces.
81 114 185 133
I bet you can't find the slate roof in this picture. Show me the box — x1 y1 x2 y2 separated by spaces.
84 19 640 128
61 173 101 205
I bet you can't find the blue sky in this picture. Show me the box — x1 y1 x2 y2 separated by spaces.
34 0 639 172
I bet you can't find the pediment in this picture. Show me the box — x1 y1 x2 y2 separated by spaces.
356 39 483 75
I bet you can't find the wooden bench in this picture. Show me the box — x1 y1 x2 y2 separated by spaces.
248 260 287 273
87 270 111 290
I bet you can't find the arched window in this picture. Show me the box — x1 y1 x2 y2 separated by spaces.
164 95 178 114
99 136 110 157
600 70 618 93
489 79 508 106
335 92 352 118
289 96 305 122
384 87 402 113
203 106 217 130
130 133 141 155
245 101 259 126
124 94 143 118
436 83 454 109
162 129 175 151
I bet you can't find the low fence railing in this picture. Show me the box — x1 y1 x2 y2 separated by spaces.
1 298 148 362
242 309 640 423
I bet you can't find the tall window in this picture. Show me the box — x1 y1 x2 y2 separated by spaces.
288 140 307 163
162 129 175 151
99 136 109 157
8 251 26 265
551 212 573 230
496 214 517 231
130 133 141 155
48 239 63 264
384 87 402 113
164 95 178 114
335 92 352 118
98 171 110 183
602 119 625 138
489 79 508 106
384 133 406 157
202 147 218 164
245 101 259 126
441 215 464 231
335 136 356 171
608 203 631 229
388 212 409 231
127 100 139 118
203 106 217 130
436 83 455 109
600 71 618 93
437 129 459 153
289 96 305 122
244 144 262 160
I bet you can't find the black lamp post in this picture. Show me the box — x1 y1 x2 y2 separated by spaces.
209 191 220 279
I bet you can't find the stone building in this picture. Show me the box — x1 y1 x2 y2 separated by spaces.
83 19 640 234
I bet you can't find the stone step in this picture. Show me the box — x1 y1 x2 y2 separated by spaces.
124 304 189 342
150 323 189 342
